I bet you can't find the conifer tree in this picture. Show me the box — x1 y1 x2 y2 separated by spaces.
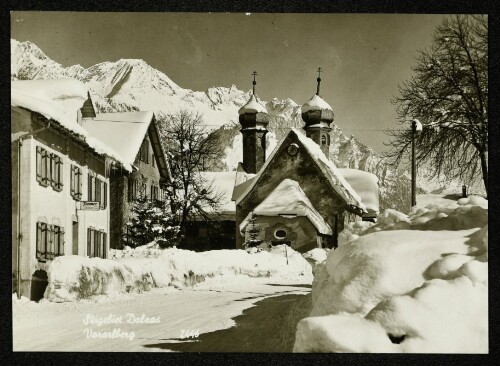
127 195 180 248
244 212 262 249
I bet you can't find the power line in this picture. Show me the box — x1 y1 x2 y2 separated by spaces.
88 120 403 132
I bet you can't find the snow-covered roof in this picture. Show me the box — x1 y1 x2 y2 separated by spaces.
301 94 333 113
238 94 268 115
240 179 333 235
339 168 379 215
82 111 154 167
11 79 132 171
201 171 237 214
12 79 89 136
235 128 366 212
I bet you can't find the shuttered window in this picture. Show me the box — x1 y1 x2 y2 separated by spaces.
94 230 100 258
95 177 102 205
87 227 94 257
88 174 94 201
50 153 63 192
36 146 50 187
36 222 64 261
36 222 48 261
70 165 82 200
87 228 107 259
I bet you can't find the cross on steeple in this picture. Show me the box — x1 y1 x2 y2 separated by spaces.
316 67 322 96
252 71 258 95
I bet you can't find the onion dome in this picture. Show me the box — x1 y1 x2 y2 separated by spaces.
238 72 270 129
301 68 334 127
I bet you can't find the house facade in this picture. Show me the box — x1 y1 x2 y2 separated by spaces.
11 80 119 300
82 112 170 248
232 78 379 252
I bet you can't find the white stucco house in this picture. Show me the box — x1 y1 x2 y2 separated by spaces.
11 79 131 300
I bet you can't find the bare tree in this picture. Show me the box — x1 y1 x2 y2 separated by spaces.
385 15 488 193
158 110 226 236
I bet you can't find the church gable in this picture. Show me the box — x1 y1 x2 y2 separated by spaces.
236 129 364 216
237 130 355 228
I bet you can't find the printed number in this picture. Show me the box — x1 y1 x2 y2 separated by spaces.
180 329 200 339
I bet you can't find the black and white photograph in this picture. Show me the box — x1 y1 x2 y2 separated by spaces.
10 10 489 353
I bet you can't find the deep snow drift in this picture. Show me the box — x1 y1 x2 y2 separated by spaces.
294 196 488 353
44 245 312 302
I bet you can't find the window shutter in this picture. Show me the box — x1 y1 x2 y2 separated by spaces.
76 168 82 200
87 228 92 257
37 148 49 187
88 174 93 201
50 154 55 189
104 182 107 208
96 178 101 206
59 227 65 256
102 232 107 259
36 147 43 183
47 225 54 260
44 150 50 186
56 157 63 191
70 166 75 196
94 230 100 258
36 222 42 260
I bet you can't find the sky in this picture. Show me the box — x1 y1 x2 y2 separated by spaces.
11 12 447 153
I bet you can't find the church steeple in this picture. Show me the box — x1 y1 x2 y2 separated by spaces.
302 67 334 156
238 71 270 174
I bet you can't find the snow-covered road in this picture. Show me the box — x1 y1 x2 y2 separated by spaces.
13 277 311 352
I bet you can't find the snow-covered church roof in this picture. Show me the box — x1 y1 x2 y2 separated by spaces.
339 168 379 216
234 128 366 212
238 94 268 115
11 79 132 171
240 179 333 235
301 94 333 113
82 111 154 167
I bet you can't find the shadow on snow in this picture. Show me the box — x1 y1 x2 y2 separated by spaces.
143 291 312 352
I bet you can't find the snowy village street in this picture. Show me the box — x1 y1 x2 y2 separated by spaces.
11 12 489 355
13 277 311 352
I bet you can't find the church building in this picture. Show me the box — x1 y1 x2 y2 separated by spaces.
232 71 379 252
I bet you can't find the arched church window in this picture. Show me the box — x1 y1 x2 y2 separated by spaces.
321 135 327 145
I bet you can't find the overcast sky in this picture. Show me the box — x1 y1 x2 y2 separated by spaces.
11 12 447 152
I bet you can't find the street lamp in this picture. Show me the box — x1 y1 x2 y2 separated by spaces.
411 119 422 207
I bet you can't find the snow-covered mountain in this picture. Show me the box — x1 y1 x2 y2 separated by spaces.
13 38 476 212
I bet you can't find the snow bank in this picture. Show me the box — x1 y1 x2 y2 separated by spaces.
45 246 312 302
294 197 488 353
44 255 132 302
302 248 330 273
